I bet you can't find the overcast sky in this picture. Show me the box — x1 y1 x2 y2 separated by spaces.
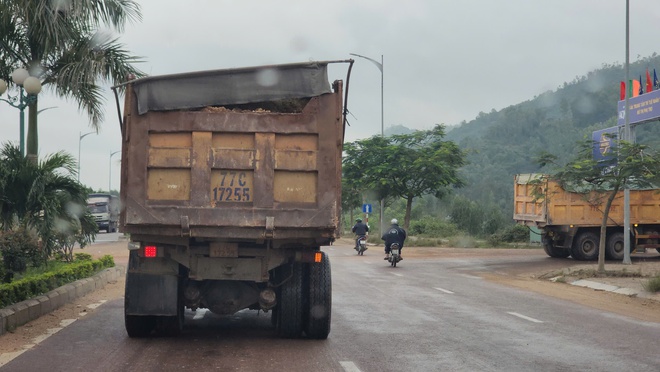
1 0 659 191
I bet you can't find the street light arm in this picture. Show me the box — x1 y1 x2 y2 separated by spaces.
0 88 37 110
77 131 97 181
0 96 21 109
109 151 121 192
80 131 96 140
350 53 383 72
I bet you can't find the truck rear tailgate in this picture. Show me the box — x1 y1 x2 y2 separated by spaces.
119 63 345 241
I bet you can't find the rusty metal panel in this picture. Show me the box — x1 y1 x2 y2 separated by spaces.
275 150 317 171
148 148 192 167
147 169 191 200
253 133 274 208
150 132 192 147
191 132 212 206
274 171 317 203
210 242 238 258
211 149 255 169
212 133 255 149
275 134 318 150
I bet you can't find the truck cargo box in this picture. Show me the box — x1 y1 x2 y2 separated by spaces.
118 61 348 246
514 174 660 260
514 174 660 227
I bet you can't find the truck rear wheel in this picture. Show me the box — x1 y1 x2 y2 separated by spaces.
605 232 626 260
125 313 156 338
156 277 184 337
156 307 184 336
572 232 599 261
125 268 156 337
305 251 331 339
542 239 571 258
276 262 304 338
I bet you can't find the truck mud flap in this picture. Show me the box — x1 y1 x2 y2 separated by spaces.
125 272 179 316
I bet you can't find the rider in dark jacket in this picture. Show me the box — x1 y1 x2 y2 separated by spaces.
381 219 406 259
351 218 369 250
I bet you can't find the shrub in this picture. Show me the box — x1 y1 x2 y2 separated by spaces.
487 224 530 247
642 276 660 293
0 228 42 281
409 216 459 237
500 224 530 242
0 254 115 308
74 252 93 262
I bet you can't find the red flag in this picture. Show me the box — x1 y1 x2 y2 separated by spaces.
620 81 626 100
646 69 653 92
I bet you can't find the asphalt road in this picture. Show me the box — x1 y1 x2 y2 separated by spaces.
2 244 659 371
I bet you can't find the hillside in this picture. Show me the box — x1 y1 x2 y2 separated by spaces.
444 54 660 219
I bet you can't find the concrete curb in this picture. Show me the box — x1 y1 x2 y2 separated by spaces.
0 266 124 336
569 279 658 300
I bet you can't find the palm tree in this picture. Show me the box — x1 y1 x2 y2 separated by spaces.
0 0 144 160
0 143 97 259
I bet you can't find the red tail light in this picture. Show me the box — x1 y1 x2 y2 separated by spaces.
144 245 157 258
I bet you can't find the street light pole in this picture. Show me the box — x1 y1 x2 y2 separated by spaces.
78 131 96 181
109 150 120 192
0 68 42 156
622 0 632 264
350 52 385 233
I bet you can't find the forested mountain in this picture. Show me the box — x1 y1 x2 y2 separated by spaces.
445 54 660 220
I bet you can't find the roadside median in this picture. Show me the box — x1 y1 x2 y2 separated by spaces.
0 266 124 336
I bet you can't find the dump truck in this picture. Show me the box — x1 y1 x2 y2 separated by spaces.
513 174 660 260
112 60 353 338
86 193 119 233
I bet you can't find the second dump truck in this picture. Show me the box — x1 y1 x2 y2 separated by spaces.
513 174 660 260
113 60 352 338
86 193 119 233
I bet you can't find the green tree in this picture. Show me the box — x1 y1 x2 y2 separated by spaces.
449 195 482 236
341 177 362 231
0 143 97 260
343 125 466 229
0 0 143 160
537 138 660 272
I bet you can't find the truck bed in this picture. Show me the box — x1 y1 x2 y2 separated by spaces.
118 62 346 245
513 174 660 227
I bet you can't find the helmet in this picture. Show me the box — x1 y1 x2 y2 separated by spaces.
356 218 362 222
391 218 398 225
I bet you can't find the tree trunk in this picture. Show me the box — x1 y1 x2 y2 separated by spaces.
598 187 619 273
26 99 39 163
404 195 413 230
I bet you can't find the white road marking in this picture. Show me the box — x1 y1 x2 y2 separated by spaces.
87 299 107 310
434 287 454 294
507 312 543 323
339 361 363 372
0 319 77 368
391 273 404 277
458 273 482 280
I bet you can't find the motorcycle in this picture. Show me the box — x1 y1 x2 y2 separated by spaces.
356 235 368 255
388 243 401 267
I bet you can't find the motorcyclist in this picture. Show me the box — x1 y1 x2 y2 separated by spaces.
382 218 407 260
351 218 369 250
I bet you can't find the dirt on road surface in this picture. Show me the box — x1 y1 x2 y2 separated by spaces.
1 239 659 359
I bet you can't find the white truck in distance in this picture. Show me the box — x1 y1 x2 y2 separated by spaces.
86 193 119 233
